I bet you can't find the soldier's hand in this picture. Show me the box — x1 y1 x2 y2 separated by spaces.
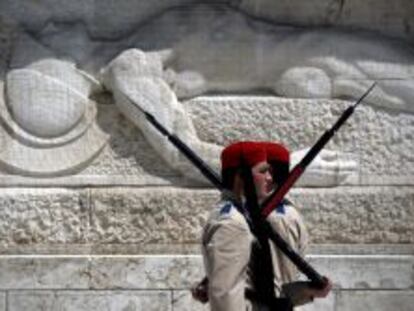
191 277 209 304
309 277 333 299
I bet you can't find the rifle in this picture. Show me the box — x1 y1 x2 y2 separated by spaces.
262 83 376 217
122 82 375 288
241 161 293 309
255 83 376 287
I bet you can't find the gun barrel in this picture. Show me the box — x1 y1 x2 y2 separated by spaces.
262 83 376 218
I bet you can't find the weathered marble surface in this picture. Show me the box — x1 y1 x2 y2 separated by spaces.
172 290 209 311
238 0 414 42
335 290 414 311
89 187 414 245
0 254 412 290
101 49 223 184
0 293 4 311
2 3 413 101
0 0 411 43
8 291 172 311
304 255 414 289
170 290 337 311
100 23 414 110
0 256 89 289
0 255 413 311
0 2 412 310
0 16 12 78
0 189 88 247
102 49 363 186
187 97 414 185
0 59 108 177
289 187 414 244
0 2 412 185
0 187 412 253
5 289 414 311
89 256 203 289
0 0 197 40
1 94 411 187
88 188 219 245
297 293 336 311
83 104 180 180
0 102 181 185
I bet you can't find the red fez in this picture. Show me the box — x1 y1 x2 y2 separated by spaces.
263 142 289 163
221 141 267 170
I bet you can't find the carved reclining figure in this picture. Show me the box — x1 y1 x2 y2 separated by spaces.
102 49 357 186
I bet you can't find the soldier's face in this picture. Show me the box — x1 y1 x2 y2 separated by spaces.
251 161 273 202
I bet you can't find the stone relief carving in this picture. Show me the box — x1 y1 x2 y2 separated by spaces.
102 49 357 186
0 59 108 176
22 3 413 115
127 4 413 113
2 2 413 184
101 49 222 184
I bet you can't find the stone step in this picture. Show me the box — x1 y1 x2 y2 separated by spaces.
0 254 412 311
0 254 412 290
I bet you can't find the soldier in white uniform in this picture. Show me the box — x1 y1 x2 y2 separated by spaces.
201 141 273 311
194 141 332 310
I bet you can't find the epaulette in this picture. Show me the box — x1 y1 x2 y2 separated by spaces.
219 202 233 216
273 198 291 215
276 202 286 215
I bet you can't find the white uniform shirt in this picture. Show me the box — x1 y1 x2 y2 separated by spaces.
266 199 311 306
202 199 254 311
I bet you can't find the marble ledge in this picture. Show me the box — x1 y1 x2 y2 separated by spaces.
0 253 412 290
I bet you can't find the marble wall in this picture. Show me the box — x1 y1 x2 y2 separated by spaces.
0 1 413 310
